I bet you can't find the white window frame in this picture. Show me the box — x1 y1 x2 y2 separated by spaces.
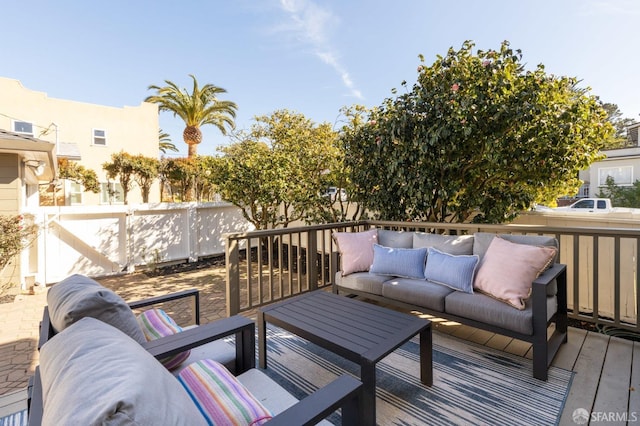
67 181 83 205
598 166 633 186
93 129 107 146
100 182 124 204
13 120 34 136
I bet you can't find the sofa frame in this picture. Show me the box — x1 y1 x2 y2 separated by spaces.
28 288 363 425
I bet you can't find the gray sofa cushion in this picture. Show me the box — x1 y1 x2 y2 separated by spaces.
39 317 206 426
335 271 388 295
47 274 146 344
377 229 414 248
473 232 558 260
445 291 557 335
413 233 474 255
382 278 454 312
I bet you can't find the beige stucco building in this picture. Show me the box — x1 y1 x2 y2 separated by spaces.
0 77 160 207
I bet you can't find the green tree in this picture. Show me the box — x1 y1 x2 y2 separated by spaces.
145 75 237 158
103 152 137 205
600 103 637 149
343 41 613 224
213 110 341 229
597 176 640 207
132 155 159 203
58 158 100 193
158 129 178 154
160 157 197 202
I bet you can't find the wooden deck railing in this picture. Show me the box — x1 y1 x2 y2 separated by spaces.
225 220 640 333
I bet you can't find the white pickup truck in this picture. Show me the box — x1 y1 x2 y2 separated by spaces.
553 198 614 213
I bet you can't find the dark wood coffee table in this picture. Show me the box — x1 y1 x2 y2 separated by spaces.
258 290 432 426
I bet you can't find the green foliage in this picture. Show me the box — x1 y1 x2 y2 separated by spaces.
597 176 640 207
343 40 613 223
131 155 159 203
600 103 637 149
103 152 137 204
213 110 347 229
158 129 178 154
146 75 237 157
158 157 197 202
0 214 38 280
57 158 100 193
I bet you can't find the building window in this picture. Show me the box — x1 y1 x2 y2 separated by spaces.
598 166 633 186
100 182 124 204
93 129 107 146
68 181 83 205
13 121 34 136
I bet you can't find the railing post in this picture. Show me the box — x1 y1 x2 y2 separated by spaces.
307 230 318 290
226 235 240 316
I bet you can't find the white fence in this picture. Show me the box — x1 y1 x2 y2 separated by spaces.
21 202 254 285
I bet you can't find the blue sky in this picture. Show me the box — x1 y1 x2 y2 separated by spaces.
2 0 639 157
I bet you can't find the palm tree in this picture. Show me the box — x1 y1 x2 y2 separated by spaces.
145 75 237 158
158 129 178 154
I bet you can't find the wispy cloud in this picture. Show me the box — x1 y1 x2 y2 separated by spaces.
276 0 363 99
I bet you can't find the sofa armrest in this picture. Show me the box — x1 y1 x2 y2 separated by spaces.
532 263 565 287
143 315 256 374
265 375 362 426
128 288 200 325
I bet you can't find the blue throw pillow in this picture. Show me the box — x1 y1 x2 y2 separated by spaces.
424 247 479 293
369 244 427 279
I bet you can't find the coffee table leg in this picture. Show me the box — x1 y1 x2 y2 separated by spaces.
420 326 433 386
361 360 376 426
258 310 267 369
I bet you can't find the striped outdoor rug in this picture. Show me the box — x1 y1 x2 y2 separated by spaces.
261 326 573 426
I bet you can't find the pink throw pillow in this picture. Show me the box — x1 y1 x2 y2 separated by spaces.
332 229 378 276
473 236 557 310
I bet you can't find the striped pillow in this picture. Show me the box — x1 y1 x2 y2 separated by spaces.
178 359 272 426
137 308 191 370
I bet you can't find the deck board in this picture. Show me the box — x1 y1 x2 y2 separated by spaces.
591 337 633 424
558 332 609 425
629 342 640 418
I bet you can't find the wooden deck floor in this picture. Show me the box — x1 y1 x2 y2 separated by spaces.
432 321 639 426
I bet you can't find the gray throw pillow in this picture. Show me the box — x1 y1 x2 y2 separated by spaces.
412 233 474 255
39 317 206 426
47 274 146 344
473 232 558 260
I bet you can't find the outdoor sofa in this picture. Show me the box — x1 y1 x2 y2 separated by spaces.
28 274 362 425
332 229 568 381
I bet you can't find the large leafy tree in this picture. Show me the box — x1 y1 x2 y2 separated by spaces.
145 75 237 158
213 110 341 229
343 41 613 224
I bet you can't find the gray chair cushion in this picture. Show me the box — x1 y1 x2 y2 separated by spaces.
39 317 206 426
335 271 388 295
377 229 414 248
382 278 453 312
445 291 557 335
47 273 146 344
413 233 474 255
